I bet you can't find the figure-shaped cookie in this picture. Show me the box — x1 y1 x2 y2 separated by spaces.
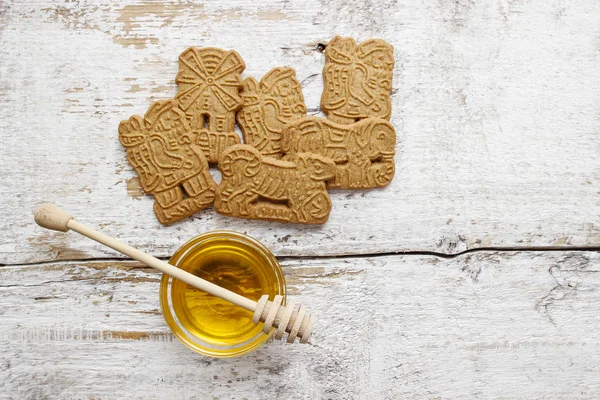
321 36 394 124
281 117 395 189
175 47 246 163
119 100 217 225
214 145 336 224
236 68 307 158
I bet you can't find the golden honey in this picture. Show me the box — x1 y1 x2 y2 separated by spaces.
159 231 286 357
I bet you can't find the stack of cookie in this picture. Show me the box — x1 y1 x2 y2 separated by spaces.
119 36 396 225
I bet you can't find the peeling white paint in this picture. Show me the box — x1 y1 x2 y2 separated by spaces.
2 252 600 398
1 0 600 264
2 0 600 398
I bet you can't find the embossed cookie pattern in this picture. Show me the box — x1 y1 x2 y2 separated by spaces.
214 144 335 224
175 47 246 163
119 99 217 225
282 117 396 189
120 39 397 224
237 67 307 158
321 36 394 124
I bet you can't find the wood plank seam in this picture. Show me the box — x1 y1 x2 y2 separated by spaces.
4 246 600 267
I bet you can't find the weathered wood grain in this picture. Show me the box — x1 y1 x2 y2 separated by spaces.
1 0 600 263
1 251 600 399
2 1 600 396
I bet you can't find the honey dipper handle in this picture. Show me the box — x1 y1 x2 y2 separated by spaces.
33 204 257 312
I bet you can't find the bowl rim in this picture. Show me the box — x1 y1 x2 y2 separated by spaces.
159 230 286 358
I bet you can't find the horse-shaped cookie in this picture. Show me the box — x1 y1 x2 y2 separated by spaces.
215 144 336 224
175 47 246 163
321 36 394 124
281 117 396 189
119 99 217 225
237 67 307 158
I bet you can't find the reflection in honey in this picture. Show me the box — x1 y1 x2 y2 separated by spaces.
161 233 285 356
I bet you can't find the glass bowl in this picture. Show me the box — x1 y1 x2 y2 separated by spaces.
159 231 286 358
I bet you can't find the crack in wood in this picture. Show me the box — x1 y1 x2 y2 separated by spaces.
2 246 600 267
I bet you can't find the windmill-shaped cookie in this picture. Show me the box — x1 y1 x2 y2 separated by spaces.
236 67 307 158
175 47 246 163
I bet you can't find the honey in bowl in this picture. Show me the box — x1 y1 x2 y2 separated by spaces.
160 231 286 358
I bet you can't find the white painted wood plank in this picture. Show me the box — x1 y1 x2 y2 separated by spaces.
1 251 600 399
1 0 600 263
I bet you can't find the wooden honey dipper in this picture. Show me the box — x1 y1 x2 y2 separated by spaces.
33 203 315 344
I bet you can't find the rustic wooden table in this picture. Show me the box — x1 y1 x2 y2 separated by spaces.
2 0 600 398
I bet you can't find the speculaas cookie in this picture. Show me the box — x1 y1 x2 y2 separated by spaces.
175 47 246 163
119 99 217 224
120 38 397 224
321 36 394 124
281 116 396 189
214 144 336 224
236 67 307 158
